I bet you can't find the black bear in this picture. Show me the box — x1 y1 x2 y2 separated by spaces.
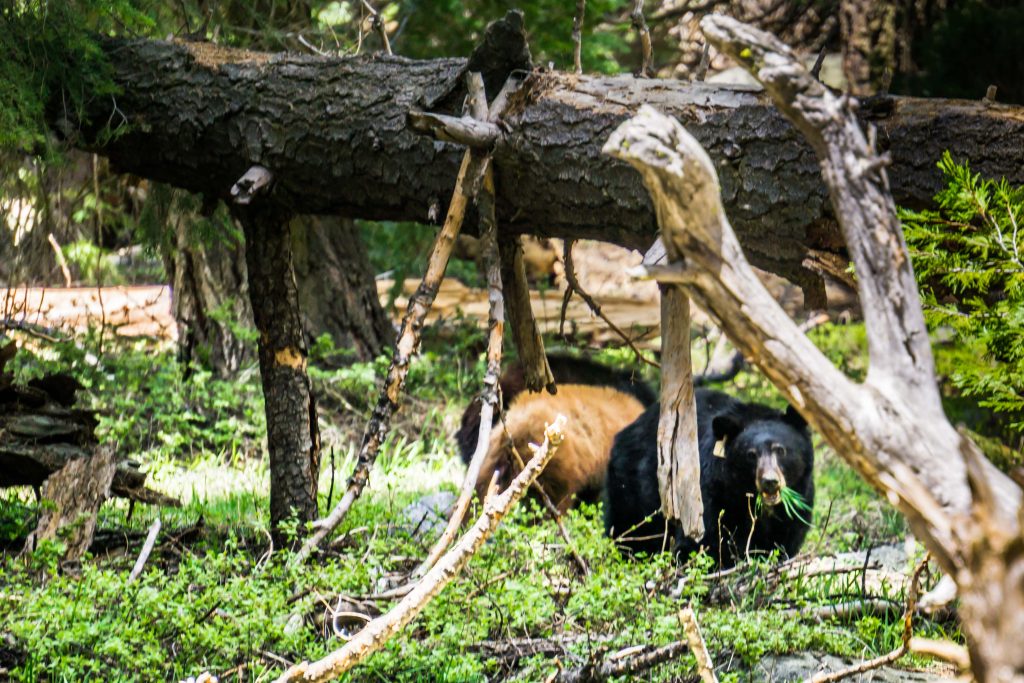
456 356 656 465
603 389 814 567
476 384 646 513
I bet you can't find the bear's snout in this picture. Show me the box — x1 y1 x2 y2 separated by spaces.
756 454 787 506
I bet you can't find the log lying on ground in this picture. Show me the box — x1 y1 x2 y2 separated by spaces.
69 36 1024 291
0 342 179 508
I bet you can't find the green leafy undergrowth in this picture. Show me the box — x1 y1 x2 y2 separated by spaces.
902 152 1024 457
0 331 951 681
11 336 266 465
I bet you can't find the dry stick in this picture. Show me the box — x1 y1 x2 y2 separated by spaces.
806 556 930 683
273 416 567 683
46 233 72 287
405 167 504 583
499 419 590 577
560 240 659 368
385 77 520 587
631 0 653 77
127 517 162 583
907 637 970 671
680 605 719 683
293 75 490 566
572 0 586 74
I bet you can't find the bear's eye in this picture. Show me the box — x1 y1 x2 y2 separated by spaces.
771 444 787 458
746 448 758 459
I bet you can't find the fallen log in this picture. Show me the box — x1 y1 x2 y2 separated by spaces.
67 33 1024 295
0 342 180 508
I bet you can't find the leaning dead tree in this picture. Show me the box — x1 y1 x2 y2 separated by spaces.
607 15 1023 681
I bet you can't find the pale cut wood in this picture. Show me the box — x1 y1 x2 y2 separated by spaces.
657 284 703 539
273 416 566 683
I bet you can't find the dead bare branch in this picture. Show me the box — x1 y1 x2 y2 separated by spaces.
274 416 567 683
680 605 718 683
293 72 491 565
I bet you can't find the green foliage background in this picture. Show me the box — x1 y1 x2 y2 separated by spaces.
903 153 1024 456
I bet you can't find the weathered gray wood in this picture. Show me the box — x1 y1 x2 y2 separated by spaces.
72 38 1024 290
605 14 1024 681
657 284 702 539
24 445 116 563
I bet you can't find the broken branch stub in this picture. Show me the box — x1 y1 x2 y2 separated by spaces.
657 284 703 539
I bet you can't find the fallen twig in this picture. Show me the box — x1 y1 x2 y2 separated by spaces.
806 556 930 683
274 416 567 683
127 517 161 583
680 605 718 683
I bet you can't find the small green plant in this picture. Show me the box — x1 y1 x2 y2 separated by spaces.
902 152 1024 445
755 486 813 525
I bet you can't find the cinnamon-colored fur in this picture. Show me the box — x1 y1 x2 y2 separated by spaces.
475 385 645 513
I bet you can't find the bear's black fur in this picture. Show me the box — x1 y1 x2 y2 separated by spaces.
456 356 656 464
603 389 814 567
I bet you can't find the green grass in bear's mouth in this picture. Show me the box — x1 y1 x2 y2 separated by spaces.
755 486 812 525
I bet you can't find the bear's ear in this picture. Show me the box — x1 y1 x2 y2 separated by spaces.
784 404 808 430
712 414 743 442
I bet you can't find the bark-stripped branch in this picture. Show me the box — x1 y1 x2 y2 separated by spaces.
657 285 703 538
274 416 566 683
680 605 718 683
603 13 1024 681
293 74 491 565
407 166 504 582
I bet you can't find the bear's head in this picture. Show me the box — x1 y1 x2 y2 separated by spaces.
712 406 813 508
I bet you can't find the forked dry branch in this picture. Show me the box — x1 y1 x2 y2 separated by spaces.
604 14 1024 681
273 416 567 683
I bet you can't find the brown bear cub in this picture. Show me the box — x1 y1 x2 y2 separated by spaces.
456 355 656 466
475 385 645 513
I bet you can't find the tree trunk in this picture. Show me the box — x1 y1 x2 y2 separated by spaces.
71 38 1024 293
839 0 900 95
290 215 392 361
236 205 320 538
164 213 254 377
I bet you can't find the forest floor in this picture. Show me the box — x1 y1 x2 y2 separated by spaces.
0 311 965 682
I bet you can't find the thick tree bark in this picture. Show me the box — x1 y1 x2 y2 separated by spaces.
236 205 320 537
164 215 253 377
290 215 393 360
72 38 1024 292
